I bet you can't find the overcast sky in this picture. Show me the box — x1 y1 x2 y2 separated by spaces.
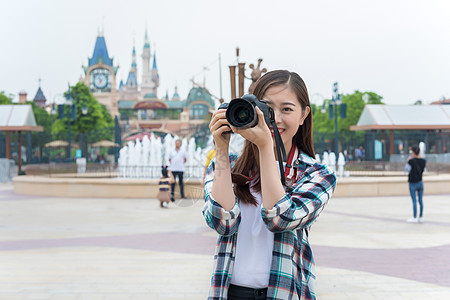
1 0 449 107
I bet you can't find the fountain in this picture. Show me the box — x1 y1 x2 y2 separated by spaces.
328 152 336 173
337 152 345 177
318 151 346 177
118 132 245 179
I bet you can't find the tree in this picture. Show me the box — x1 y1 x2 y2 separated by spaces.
52 82 114 140
312 90 384 154
0 91 13 104
25 102 56 161
27 101 54 133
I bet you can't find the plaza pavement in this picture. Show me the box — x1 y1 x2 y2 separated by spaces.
0 182 449 300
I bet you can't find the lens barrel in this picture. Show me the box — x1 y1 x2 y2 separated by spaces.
226 98 258 128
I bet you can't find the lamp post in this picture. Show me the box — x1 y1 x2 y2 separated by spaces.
326 82 346 154
64 85 75 160
58 84 88 161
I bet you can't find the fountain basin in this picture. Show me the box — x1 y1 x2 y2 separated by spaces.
13 175 203 199
12 174 450 198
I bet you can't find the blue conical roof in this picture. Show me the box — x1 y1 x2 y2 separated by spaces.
89 36 112 66
152 54 158 70
126 72 137 87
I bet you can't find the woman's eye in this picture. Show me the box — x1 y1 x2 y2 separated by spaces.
283 107 293 112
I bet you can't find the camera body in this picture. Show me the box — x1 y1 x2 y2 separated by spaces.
218 94 273 129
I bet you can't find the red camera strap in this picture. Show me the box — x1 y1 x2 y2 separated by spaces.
284 145 299 186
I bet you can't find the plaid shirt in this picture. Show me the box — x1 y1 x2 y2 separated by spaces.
202 151 336 300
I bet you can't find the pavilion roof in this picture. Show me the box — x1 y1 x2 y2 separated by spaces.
0 105 43 132
350 104 450 131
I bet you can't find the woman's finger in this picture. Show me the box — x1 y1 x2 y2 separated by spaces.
210 118 231 133
212 109 227 119
215 124 232 136
255 106 267 127
209 111 227 129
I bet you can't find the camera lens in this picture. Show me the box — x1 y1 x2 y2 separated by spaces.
226 98 257 128
236 108 249 122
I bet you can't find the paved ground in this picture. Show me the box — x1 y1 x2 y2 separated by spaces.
1 182 450 299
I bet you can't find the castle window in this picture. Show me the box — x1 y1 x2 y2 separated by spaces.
190 104 209 120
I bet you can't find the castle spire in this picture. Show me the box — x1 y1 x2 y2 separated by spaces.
172 86 180 101
88 32 112 67
151 52 160 97
141 28 153 99
125 46 138 88
144 28 150 49
152 53 158 70
131 44 137 69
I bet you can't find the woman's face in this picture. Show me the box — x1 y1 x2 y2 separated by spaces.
262 85 310 153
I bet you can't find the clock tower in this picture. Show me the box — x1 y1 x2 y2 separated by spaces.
83 31 119 116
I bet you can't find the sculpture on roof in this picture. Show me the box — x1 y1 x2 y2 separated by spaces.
248 58 267 94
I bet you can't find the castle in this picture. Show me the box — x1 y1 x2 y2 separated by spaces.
81 30 215 137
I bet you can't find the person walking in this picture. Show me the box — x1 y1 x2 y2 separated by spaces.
203 70 336 299
169 139 187 201
406 145 426 223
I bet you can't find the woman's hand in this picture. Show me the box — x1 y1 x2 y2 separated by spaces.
209 109 231 151
231 107 273 149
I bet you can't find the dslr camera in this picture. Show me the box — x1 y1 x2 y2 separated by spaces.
218 94 274 129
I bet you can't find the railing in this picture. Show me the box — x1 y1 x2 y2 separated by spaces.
344 161 450 176
23 161 450 178
24 163 205 179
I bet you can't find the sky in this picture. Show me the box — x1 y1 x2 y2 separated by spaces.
1 0 450 107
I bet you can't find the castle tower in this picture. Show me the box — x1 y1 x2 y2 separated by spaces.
151 53 160 97
83 30 119 116
121 46 140 101
141 29 154 98
33 79 47 108
172 86 180 101
127 46 138 89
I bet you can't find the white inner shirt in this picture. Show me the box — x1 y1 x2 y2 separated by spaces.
230 183 275 289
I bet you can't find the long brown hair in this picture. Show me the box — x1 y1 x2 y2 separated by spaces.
232 70 314 205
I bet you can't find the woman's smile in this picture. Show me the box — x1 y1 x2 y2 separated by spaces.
270 127 285 136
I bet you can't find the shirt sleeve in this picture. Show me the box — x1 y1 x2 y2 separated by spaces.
260 163 336 233
202 154 241 236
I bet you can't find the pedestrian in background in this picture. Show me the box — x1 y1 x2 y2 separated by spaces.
157 165 174 208
169 139 187 201
406 145 426 223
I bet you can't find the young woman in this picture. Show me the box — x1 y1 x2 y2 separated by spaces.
406 145 426 223
203 70 336 300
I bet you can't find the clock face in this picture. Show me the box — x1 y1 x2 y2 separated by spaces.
94 73 108 89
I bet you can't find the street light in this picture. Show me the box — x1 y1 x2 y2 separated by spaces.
58 84 88 160
81 100 88 115
328 82 346 154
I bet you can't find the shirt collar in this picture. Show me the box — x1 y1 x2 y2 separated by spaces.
298 151 317 166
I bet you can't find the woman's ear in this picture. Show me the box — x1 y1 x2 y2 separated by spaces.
299 106 311 125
